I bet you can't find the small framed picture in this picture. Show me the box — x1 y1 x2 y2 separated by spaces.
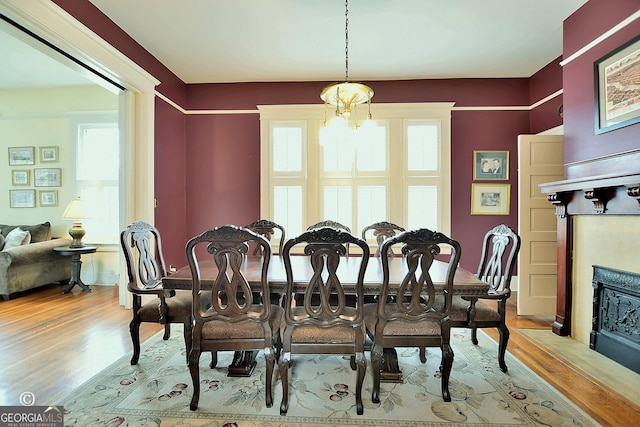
11 170 30 186
34 168 62 187
473 150 509 180
39 190 58 207
8 147 35 166
9 189 36 208
39 146 59 163
471 183 511 215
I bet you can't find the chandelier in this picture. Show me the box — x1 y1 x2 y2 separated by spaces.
320 0 374 130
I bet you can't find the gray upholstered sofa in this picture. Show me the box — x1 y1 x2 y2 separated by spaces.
0 222 72 300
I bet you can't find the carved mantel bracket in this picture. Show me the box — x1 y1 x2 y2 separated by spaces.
547 193 567 218
626 184 640 207
583 188 607 214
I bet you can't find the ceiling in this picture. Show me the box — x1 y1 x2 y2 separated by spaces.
0 0 588 89
87 0 588 84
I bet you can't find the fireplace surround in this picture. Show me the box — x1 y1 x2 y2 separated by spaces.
539 151 640 338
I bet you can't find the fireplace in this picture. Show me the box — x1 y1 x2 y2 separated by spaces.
591 265 640 374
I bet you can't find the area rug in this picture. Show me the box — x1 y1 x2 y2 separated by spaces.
60 327 599 426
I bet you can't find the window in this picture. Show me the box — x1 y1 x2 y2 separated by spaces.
259 103 452 252
75 121 120 244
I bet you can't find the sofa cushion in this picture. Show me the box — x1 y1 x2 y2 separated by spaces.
0 222 51 243
4 228 31 250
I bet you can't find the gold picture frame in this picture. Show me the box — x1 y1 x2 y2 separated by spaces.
39 190 58 207
8 147 35 166
34 168 62 187
471 183 510 215
9 189 36 208
11 169 30 186
39 146 59 163
473 150 509 180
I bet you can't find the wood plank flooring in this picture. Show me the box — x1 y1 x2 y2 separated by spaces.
1 284 638 426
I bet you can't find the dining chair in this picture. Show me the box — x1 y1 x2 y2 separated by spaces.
361 221 405 257
364 228 461 403
185 225 283 410
120 220 194 365
245 219 286 255
449 223 521 372
279 226 370 415
307 220 351 256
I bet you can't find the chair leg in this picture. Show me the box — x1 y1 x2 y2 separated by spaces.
355 351 366 415
471 326 479 345
163 324 171 340
209 352 218 369
370 343 383 404
129 318 141 365
183 321 192 364
264 347 275 408
278 352 290 415
497 324 510 373
440 343 453 402
419 347 427 363
189 347 202 411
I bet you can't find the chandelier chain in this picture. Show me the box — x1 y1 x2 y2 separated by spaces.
344 0 349 82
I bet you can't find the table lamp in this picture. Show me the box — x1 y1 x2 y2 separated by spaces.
62 198 89 248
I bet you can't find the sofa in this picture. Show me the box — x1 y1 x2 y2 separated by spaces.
0 222 72 300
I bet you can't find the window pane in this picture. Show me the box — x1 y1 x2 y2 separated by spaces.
321 136 354 172
273 127 302 172
356 124 386 171
323 185 352 229
77 125 119 180
407 185 438 230
357 185 386 233
407 122 438 171
274 186 303 237
79 185 119 244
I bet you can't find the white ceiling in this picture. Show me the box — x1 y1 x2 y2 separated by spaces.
88 0 588 83
0 0 588 89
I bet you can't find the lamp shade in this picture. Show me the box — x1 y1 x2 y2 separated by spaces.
62 198 89 220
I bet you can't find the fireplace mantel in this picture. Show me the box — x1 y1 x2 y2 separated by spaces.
539 151 640 336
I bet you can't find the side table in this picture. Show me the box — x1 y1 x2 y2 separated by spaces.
53 245 98 294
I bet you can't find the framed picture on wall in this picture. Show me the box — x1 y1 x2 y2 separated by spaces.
9 189 36 208
595 34 640 134
39 146 59 163
34 168 62 187
471 183 510 215
473 150 509 180
11 170 30 186
8 147 35 166
39 190 58 207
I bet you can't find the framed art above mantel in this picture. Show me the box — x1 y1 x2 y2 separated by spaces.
594 34 640 134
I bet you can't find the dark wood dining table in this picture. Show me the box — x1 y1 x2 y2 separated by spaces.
162 254 489 380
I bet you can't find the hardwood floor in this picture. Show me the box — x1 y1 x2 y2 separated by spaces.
1 284 638 426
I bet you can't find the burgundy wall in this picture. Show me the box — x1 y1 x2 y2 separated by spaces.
184 79 533 271
529 57 564 134
53 0 565 271
562 0 640 170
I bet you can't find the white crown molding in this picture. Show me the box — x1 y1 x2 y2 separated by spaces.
561 9 640 67
0 0 159 92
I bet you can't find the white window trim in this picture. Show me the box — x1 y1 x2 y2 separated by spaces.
259 102 453 247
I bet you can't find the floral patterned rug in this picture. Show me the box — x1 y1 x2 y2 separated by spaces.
61 327 599 426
